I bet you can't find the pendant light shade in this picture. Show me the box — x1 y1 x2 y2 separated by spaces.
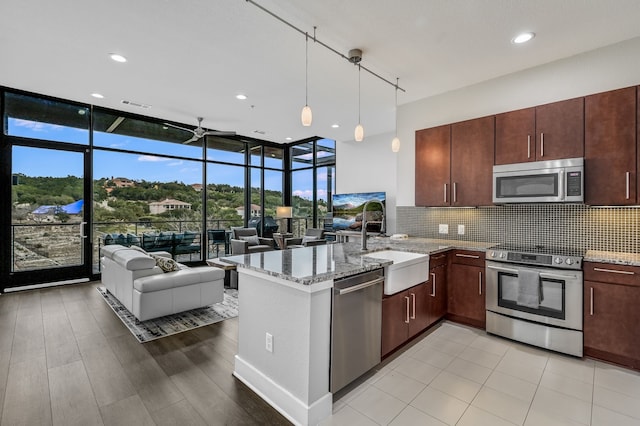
301 32 312 126
391 136 400 152
301 105 312 126
355 124 364 142
391 77 400 152
354 64 364 141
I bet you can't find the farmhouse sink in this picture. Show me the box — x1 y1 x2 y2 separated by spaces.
364 250 429 295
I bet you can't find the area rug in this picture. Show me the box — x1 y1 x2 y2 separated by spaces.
97 286 238 343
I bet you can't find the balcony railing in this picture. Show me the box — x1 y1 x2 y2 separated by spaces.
11 217 317 274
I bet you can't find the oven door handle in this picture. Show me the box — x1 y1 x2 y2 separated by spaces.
486 265 518 274
539 272 579 280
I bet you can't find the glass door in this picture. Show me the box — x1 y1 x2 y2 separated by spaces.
9 145 91 288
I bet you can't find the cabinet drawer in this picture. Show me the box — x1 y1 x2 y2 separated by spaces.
430 252 448 268
584 262 640 287
450 250 485 267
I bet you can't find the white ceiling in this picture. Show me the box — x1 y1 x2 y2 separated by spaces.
2 0 640 144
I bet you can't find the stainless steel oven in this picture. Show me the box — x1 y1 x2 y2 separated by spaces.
485 245 584 357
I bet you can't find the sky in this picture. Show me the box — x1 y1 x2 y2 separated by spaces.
8 118 333 199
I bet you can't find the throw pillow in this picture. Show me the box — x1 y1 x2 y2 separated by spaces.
240 235 260 246
302 235 318 244
149 253 180 273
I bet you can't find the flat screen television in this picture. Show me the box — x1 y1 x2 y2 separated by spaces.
331 191 385 231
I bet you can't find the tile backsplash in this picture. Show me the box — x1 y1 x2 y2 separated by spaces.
396 205 640 253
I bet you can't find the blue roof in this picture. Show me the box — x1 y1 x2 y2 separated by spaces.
32 199 84 215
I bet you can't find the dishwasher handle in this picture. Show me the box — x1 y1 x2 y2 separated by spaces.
338 277 384 295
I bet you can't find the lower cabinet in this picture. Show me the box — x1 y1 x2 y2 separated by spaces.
447 250 486 329
382 281 431 357
584 262 640 370
428 261 447 325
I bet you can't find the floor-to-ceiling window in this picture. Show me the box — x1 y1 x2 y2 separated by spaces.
1 88 312 291
289 139 336 236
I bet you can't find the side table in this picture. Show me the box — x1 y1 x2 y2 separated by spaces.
206 258 238 289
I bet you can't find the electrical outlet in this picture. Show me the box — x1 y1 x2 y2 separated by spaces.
458 224 465 235
438 224 448 234
265 332 273 353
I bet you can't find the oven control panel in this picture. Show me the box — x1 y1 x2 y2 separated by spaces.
488 250 582 270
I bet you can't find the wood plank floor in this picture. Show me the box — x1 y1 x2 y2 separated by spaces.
0 282 291 426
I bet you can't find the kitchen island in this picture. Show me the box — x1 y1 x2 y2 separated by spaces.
222 238 493 425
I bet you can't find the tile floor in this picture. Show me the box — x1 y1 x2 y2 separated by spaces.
322 322 640 426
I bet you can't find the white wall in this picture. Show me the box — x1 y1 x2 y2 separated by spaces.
337 36 640 231
336 130 399 234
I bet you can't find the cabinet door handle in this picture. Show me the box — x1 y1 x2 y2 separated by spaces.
456 253 480 259
626 172 630 200
593 267 634 275
590 287 594 316
444 183 448 203
410 293 416 319
478 272 483 295
540 133 544 157
527 135 531 159
453 182 457 203
430 272 436 297
405 296 410 323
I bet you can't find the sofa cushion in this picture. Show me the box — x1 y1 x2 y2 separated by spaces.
133 266 225 293
302 235 318 244
181 230 197 245
127 233 140 246
100 244 131 260
112 249 156 271
240 235 260 246
155 232 174 248
128 244 147 254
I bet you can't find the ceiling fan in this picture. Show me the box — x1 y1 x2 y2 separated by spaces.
163 117 236 144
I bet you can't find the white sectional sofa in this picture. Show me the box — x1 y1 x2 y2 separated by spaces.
100 244 225 321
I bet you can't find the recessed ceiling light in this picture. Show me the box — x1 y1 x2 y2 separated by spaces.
91 93 104 99
285 137 293 141
331 124 340 128
110 53 127 63
512 32 535 44
236 94 247 100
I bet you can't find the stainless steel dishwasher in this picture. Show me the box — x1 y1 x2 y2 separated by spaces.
330 268 384 393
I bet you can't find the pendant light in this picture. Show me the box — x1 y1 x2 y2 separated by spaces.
354 64 364 141
391 77 400 152
301 32 312 126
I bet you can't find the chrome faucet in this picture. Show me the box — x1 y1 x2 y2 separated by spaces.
361 199 385 250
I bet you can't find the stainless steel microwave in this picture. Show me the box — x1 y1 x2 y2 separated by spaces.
493 157 584 203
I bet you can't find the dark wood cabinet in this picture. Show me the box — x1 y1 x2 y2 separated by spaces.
415 125 451 207
415 117 493 207
495 107 535 165
584 262 640 370
408 283 431 338
447 250 486 329
451 116 495 206
427 257 447 325
585 86 637 205
495 98 584 165
381 290 411 357
535 98 584 160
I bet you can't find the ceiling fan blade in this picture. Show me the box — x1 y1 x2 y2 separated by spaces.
203 130 236 137
163 122 194 133
182 135 200 144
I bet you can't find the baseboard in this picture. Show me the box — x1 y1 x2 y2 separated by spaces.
233 355 332 426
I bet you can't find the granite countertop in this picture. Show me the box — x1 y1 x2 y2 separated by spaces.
222 237 495 285
584 250 640 267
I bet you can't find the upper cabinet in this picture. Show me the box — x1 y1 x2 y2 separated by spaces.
495 98 584 165
451 116 495 206
416 125 451 207
585 86 637 205
415 117 494 207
